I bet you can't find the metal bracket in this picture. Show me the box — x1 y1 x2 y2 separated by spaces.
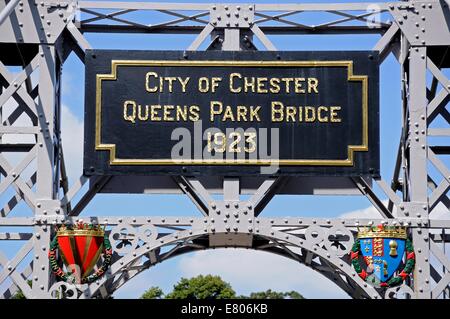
388 1 450 46
210 4 254 28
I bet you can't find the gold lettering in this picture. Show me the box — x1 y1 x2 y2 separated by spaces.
318 106 329 122
123 100 136 123
210 101 223 121
244 77 255 93
308 78 319 93
281 78 294 93
305 106 316 122
176 105 188 121
198 77 209 92
150 105 161 121
271 101 284 122
237 106 248 122
250 106 261 122
211 77 222 93
145 72 158 93
269 78 280 93
222 105 235 122
257 77 268 93
138 104 149 121
178 77 190 93
166 77 176 93
330 106 342 122
230 73 242 93
294 78 305 93
189 105 200 121
285 106 297 122
163 105 174 121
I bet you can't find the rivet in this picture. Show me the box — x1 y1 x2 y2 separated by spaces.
270 231 274 235
223 218 227 223
211 203 216 209
40 285 44 290
7 265 12 270
210 218 214 223
225 203 230 208
162 218 165 223
216 210 221 215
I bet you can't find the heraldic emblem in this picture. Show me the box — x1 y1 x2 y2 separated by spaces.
350 224 415 288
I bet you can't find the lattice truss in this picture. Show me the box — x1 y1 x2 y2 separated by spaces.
0 0 449 299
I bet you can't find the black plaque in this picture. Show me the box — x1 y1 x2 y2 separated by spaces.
84 50 379 176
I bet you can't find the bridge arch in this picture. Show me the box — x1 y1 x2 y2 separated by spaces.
48 218 389 299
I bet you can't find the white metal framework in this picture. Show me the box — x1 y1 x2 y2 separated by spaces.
0 0 449 299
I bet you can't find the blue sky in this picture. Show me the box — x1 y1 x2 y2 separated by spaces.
58 0 403 298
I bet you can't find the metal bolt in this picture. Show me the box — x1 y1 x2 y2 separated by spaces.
7 265 12 271
210 218 214 223
248 226 253 232
211 203 216 209
234 203 239 208
236 219 240 223
223 218 227 223
233 225 238 231
225 203 230 208
226 226 230 231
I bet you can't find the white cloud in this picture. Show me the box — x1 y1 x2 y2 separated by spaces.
60 104 84 184
177 248 349 299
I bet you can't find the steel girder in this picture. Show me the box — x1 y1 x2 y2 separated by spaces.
0 0 449 299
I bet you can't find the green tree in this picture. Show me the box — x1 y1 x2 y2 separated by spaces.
165 275 236 299
140 286 164 299
11 280 32 299
240 289 304 299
